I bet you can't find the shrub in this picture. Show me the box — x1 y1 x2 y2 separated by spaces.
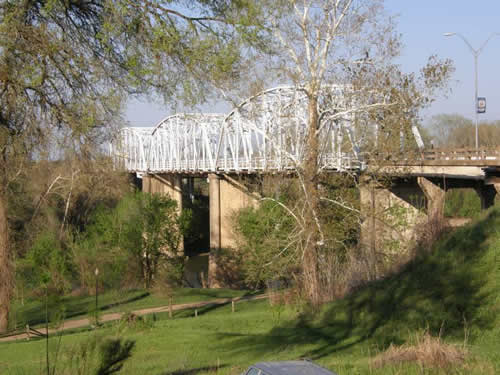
372 331 467 370
17 231 72 294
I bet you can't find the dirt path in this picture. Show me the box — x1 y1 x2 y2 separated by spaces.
0 294 267 343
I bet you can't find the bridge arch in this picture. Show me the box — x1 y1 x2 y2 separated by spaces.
215 85 362 172
148 113 225 172
113 85 424 174
113 127 155 172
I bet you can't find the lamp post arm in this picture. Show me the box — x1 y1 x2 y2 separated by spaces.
453 33 478 56
478 33 500 55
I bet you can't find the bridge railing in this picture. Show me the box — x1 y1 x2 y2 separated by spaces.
128 154 364 174
423 148 500 161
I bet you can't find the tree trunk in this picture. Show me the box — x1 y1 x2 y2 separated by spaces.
0 192 11 332
302 94 322 305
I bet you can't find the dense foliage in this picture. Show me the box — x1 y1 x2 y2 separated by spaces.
235 200 296 287
14 191 191 303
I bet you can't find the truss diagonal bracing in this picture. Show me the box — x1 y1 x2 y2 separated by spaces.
111 86 416 174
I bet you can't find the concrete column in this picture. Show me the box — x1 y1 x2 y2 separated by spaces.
417 177 445 221
208 174 260 287
475 183 497 210
142 174 152 193
219 176 259 249
208 174 221 251
142 174 182 210
208 174 221 287
145 174 183 212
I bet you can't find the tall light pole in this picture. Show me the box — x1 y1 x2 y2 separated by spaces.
94 267 99 326
444 32 500 150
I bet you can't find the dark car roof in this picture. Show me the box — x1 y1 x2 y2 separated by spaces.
252 360 337 375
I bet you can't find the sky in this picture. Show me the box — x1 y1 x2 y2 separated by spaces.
125 0 500 127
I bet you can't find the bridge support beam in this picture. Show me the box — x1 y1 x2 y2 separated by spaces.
208 174 259 288
417 177 445 221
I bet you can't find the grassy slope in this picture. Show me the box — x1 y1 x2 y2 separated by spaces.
2 207 500 374
261 206 500 372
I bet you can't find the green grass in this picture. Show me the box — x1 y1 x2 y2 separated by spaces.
3 207 500 374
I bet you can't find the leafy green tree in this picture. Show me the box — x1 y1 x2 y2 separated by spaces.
137 193 191 289
0 0 265 331
235 175 360 294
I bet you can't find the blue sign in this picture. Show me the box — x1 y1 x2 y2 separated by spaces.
477 97 486 114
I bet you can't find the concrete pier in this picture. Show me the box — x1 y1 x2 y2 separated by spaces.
208 174 259 287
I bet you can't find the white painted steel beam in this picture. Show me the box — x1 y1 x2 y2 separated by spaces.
111 86 403 174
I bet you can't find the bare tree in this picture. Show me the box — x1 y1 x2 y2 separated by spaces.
427 114 500 148
245 0 453 304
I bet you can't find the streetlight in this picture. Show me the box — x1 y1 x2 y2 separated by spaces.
94 267 99 326
444 32 500 149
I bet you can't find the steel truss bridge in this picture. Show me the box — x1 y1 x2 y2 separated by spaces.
111 86 424 174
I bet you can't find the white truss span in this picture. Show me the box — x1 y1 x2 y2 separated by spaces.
112 86 402 174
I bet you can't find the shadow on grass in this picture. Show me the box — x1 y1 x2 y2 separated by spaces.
100 291 151 312
216 209 500 361
152 300 233 321
173 288 261 301
184 302 230 317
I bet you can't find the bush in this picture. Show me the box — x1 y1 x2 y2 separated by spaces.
234 199 296 288
16 231 72 294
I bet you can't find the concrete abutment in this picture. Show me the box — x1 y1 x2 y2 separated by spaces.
360 175 499 259
417 177 445 221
